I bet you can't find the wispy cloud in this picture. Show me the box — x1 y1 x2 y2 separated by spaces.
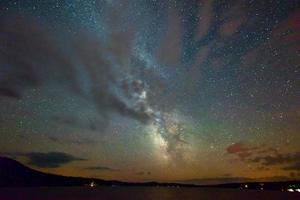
26 152 86 168
47 136 97 146
83 166 119 172
136 171 151 176
2 151 86 168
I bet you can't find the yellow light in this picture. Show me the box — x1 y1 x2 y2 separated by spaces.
90 181 95 187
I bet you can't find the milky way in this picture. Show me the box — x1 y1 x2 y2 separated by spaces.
0 0 299 184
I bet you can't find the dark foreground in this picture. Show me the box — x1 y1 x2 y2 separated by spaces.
1 187 300 200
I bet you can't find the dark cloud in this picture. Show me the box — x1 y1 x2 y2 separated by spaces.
47 136 97 146
227 143 300 172
222 173 232 177
250 152 300 166
136 171 151 176
179 176 292 185
0 151 86 168
245 150 300 172
255 148 278 155
51 115 98 131
0 15 153 124
290 172 296 178
84 166 119 172
0 17 54 99
180 177 251 185
256 166 270 171
283 162 300 171
25 152 86 168
0 87 21 99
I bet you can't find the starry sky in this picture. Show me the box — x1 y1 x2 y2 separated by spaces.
0 0 299 185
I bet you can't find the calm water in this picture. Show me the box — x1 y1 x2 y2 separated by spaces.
0 187 300 200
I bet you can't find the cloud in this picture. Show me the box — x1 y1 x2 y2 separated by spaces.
0 15 154 124
51 115 99 131
84 166 119 171
250 152 300 165
226 142 280 160
25 152 86 168
47 136 97 146
283 162 300 171
250 152 300 171
136 171 151 176
0 87 21 99
226 142 248 154
226 142 300 172
1 151 86 168
178 176 293 185
179 177 251 185
226 142 258 159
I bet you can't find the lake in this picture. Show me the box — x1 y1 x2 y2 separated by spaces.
0 187 300 200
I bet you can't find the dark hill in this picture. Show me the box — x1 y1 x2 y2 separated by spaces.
1 156 299 191
0 156 196 187
0 156 101 187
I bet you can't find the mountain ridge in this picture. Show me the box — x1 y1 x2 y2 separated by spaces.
0 156 299 191
0 156 197 187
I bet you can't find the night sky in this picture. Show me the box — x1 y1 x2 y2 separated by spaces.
0 0 299 185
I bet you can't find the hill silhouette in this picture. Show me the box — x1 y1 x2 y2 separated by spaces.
0 156 196 187
1 156 299 191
